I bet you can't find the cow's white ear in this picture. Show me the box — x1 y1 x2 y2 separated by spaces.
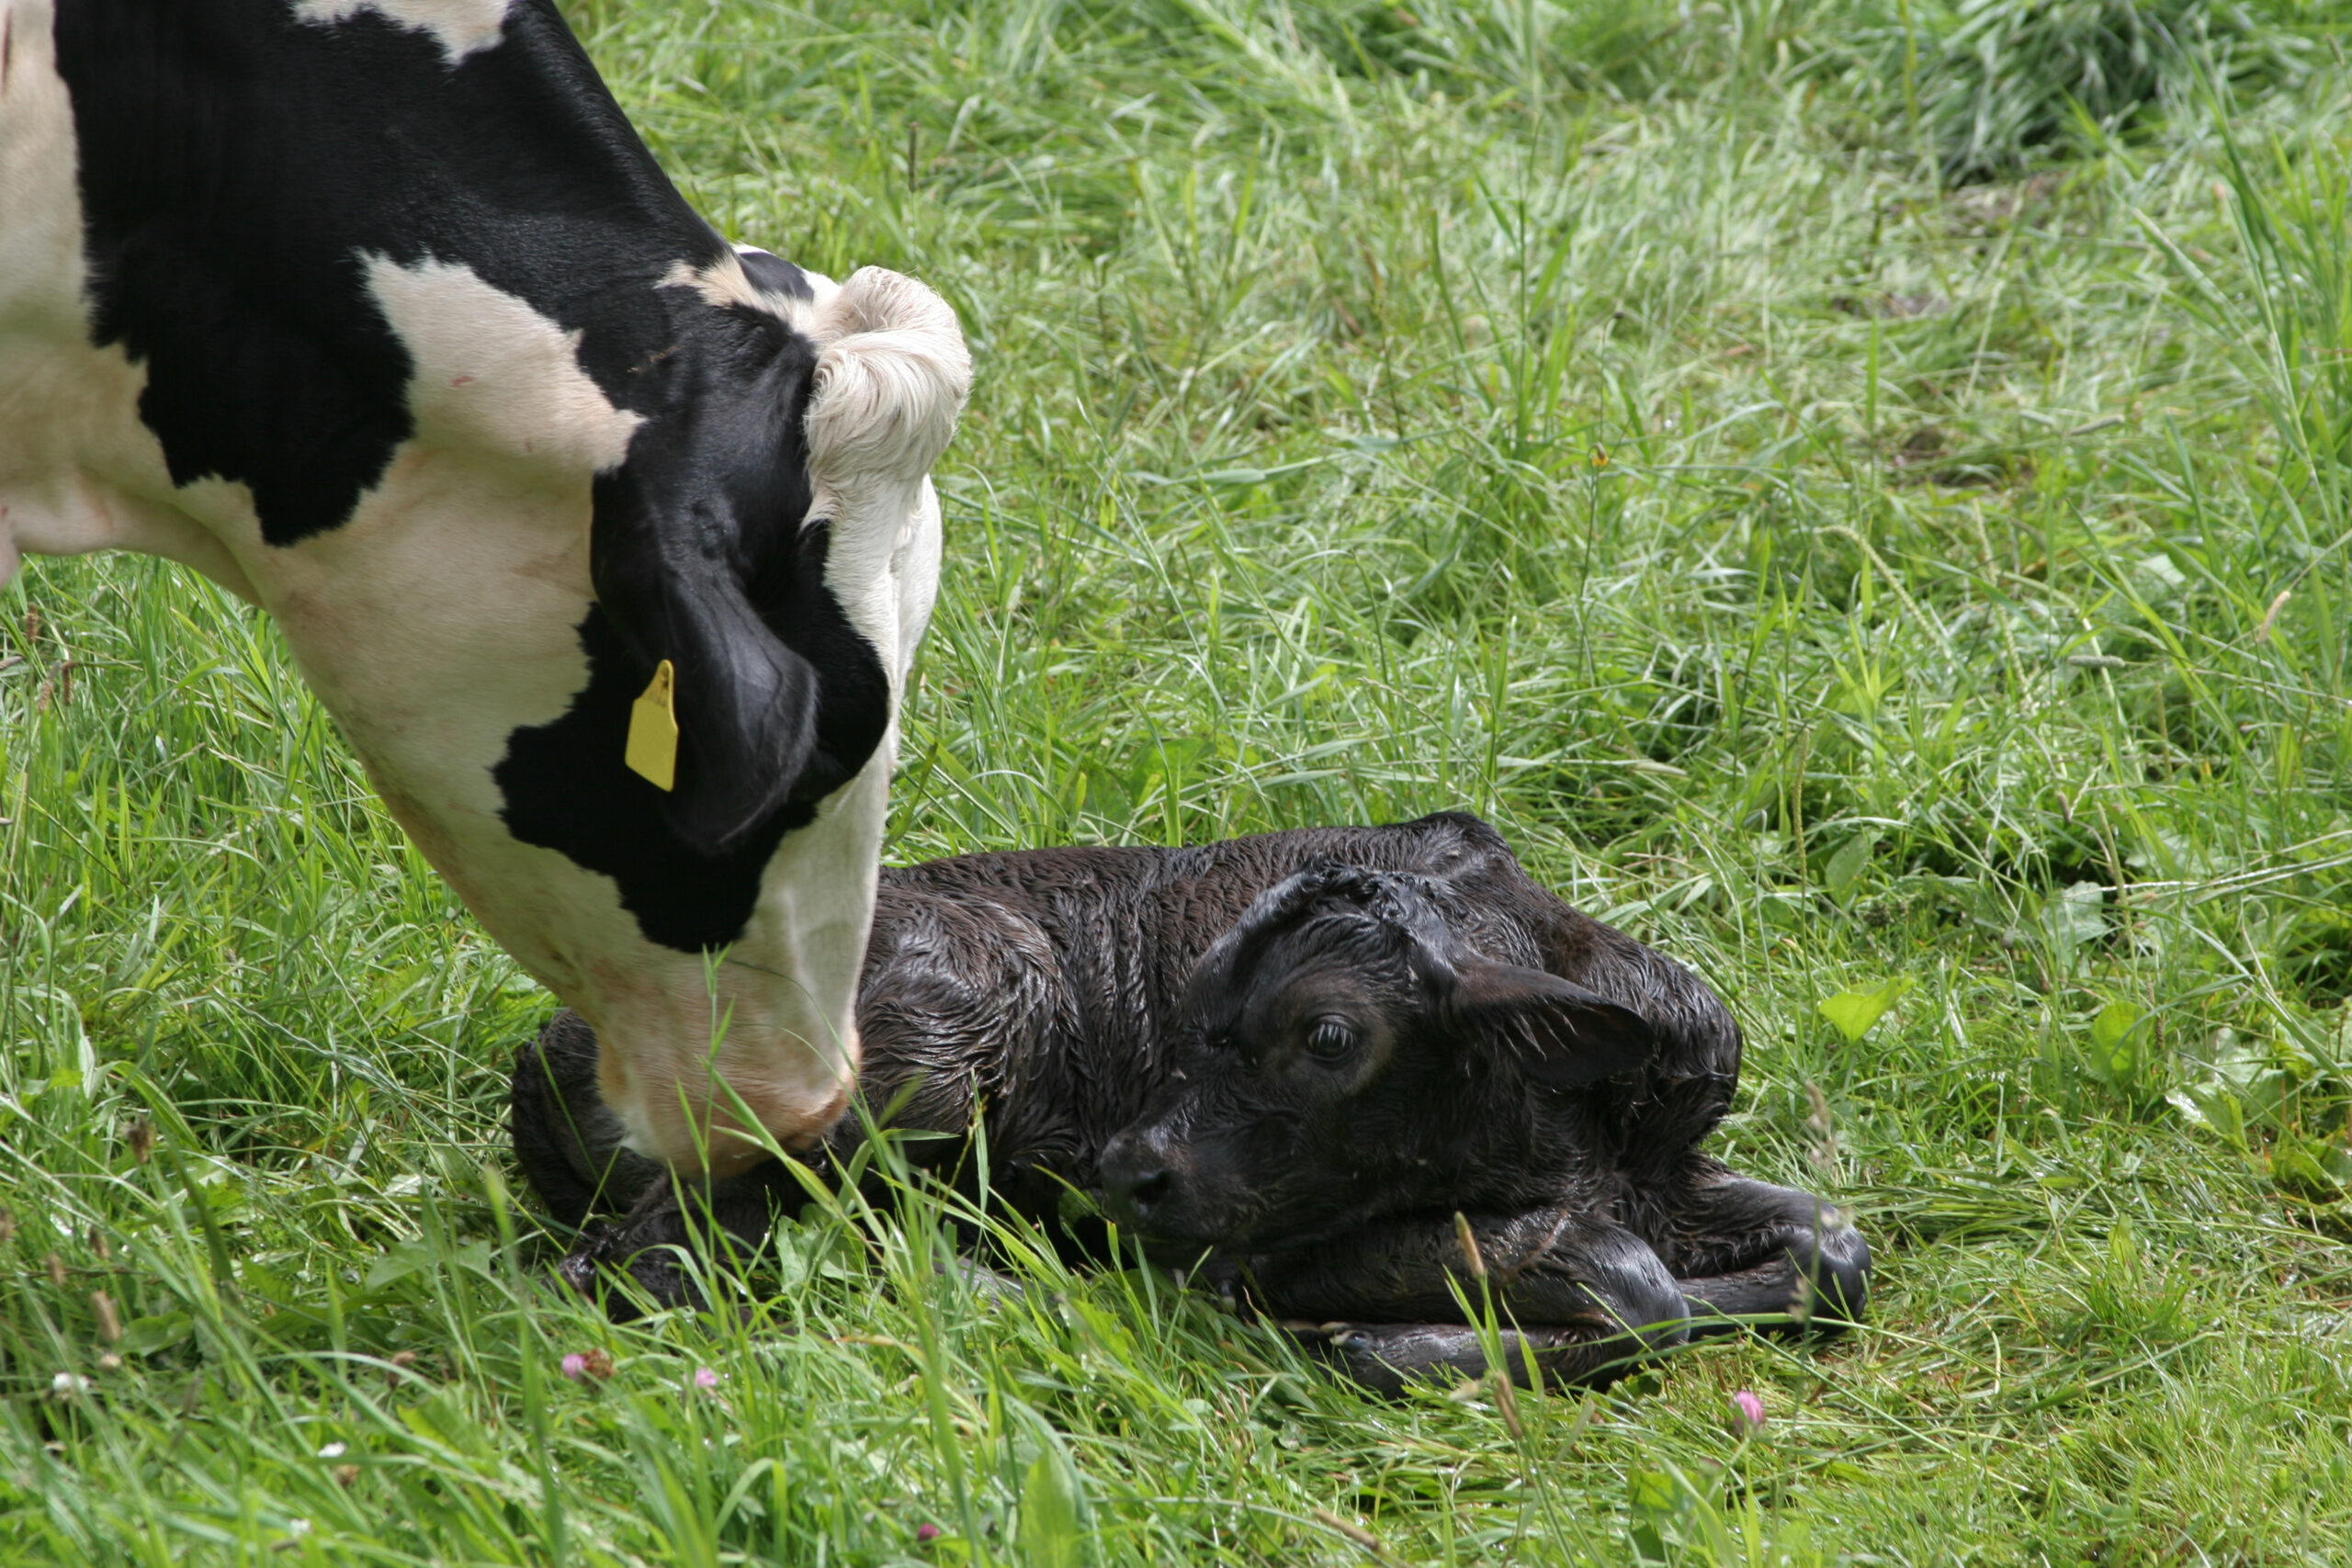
804 267 970 491
1448 958 1653 1088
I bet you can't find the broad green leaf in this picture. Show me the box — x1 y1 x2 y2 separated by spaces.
2269 1134 2344 1202
1818 976 1915 1044
2167 1085 2248 1150
2089 1000 2147 1055
1627 1469 1679 1516
1824 831 1879 905
364 1237 492 1292
1021 1450 1086 1568
119 1312 193 1357
2086 1000 2154 1089
2039 881 2109 970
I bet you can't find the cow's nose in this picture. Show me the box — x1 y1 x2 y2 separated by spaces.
1099 1127 1182 1226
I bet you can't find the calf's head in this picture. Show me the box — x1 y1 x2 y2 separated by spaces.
1098 865 1655 1252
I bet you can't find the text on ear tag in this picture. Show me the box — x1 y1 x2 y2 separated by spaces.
625 660 679 791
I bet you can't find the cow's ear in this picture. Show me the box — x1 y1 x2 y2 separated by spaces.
804 266 971 495
588 265 968 857
590 388 826 855
1447 956 1654 1088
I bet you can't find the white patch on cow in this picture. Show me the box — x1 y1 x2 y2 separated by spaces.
363 254 642 478
0 0 264 597
292 0 513 65
888 478 944 677
0 5 82 334
799 266 967 699
657 253 815 328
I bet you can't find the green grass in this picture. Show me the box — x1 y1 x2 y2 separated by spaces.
7 0 2352 1561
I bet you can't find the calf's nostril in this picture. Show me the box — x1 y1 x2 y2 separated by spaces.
1126 1168 1173 1213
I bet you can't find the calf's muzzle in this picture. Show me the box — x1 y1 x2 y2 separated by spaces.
1097 1122 1190 1231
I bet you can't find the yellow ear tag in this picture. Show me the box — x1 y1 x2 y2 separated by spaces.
624 660 679 791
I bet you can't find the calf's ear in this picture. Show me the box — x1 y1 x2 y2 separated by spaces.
1447 957 1655 1088
1186 862 1390 1010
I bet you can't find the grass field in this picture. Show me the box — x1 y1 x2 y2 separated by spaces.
7 1 2352 1561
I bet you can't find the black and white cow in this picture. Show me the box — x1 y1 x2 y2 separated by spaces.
0 1 970 1177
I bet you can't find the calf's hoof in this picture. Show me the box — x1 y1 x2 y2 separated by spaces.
1677 1223 1873 1337
558 1217 703 1320
552 1163 797 1321
1292 1314 1689 1398
1806 1221 1871 1328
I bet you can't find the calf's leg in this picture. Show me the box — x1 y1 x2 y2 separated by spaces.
1243 1211 1690 1393
1643 1161 1871 1334
511 1010 792 1315
1297 1321 1664 1399
509 1010 665 1225
553 1162 801 1318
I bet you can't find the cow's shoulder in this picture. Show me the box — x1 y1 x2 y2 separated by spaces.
51 0 727 545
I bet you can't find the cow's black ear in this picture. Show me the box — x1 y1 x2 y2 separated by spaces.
1448 957 1654 1088
589 265 967 857
589 378 825 855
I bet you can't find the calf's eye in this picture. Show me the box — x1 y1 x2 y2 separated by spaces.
1305 1019 1359 1065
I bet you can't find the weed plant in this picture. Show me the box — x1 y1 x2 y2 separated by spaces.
5 1 2352 1562
1897 0 2342 182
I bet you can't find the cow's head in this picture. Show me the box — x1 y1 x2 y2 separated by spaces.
1097 865 1657 1251
267 259 967 1181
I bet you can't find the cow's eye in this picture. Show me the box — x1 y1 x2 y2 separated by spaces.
1304 1019 1359 1065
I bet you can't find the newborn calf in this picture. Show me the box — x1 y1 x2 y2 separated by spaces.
512 812 1868 1392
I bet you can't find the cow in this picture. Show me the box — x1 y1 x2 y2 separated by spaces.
512 813 1870 1393
0 0 970 1179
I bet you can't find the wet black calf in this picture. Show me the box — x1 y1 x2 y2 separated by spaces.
511 812 1869 1393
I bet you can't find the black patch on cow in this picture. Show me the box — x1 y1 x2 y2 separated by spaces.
51 0 729 543
736 248 816 302
494 520 890 952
